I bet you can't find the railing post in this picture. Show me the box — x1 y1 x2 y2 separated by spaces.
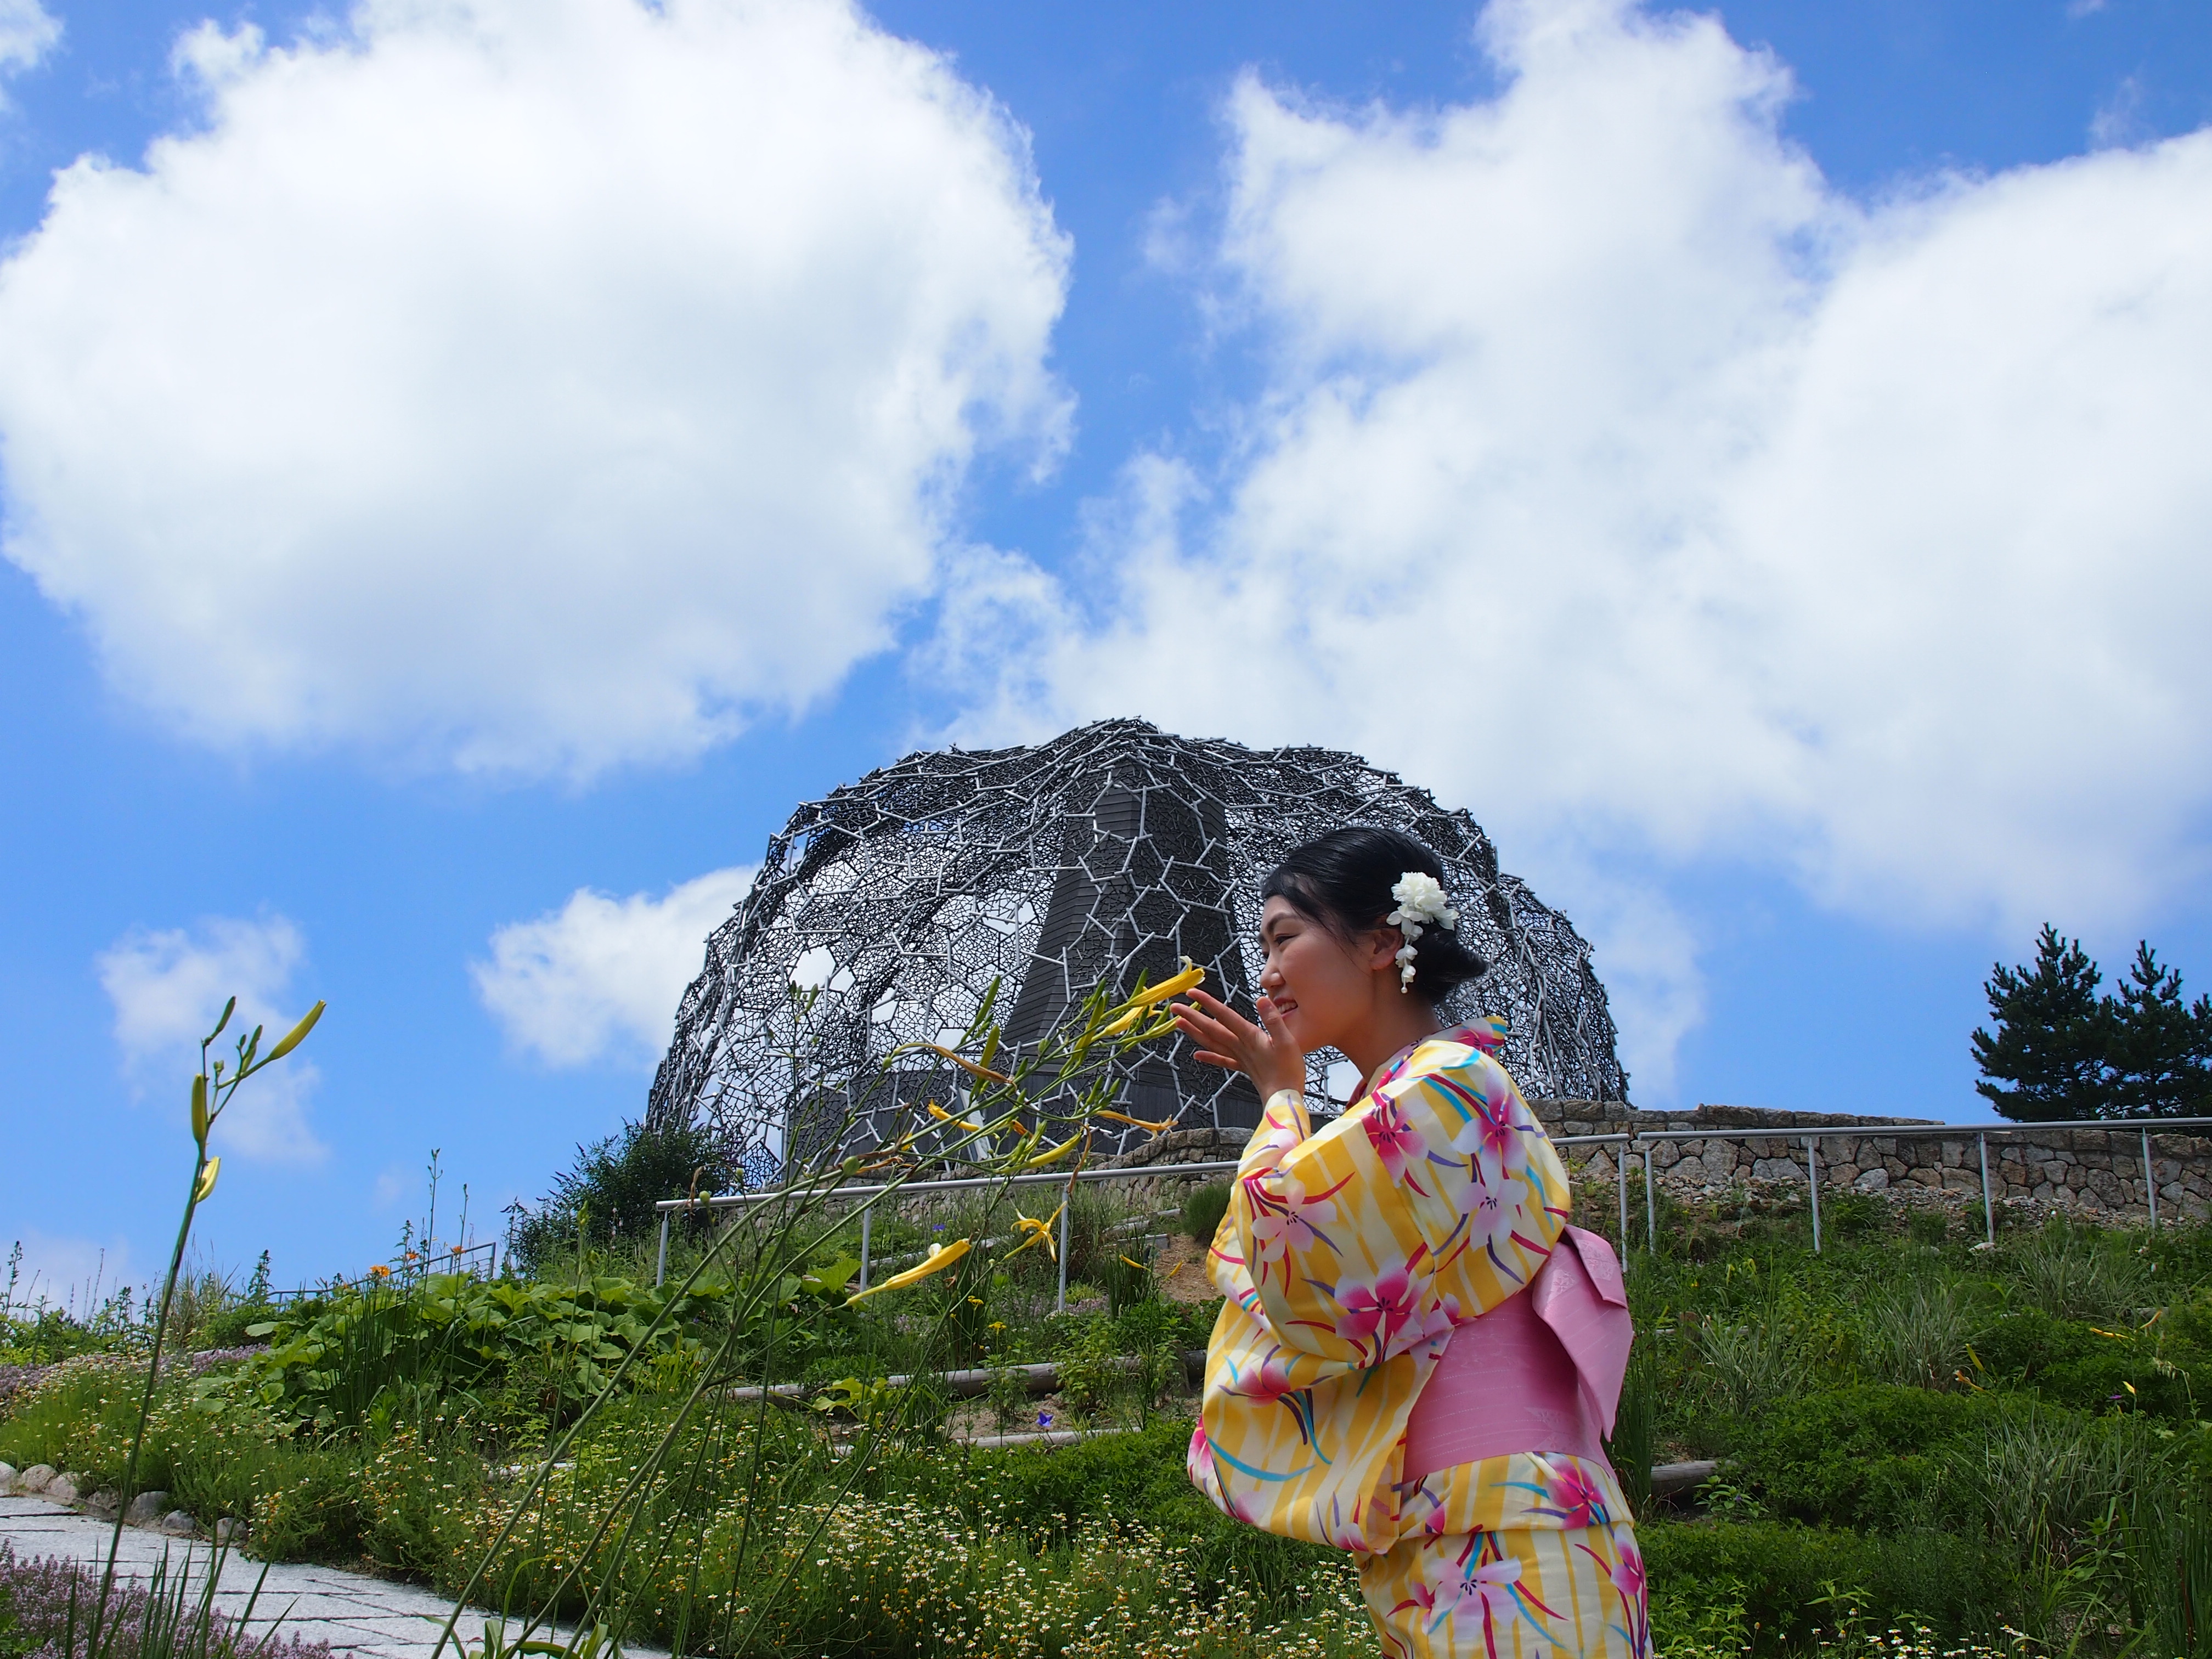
1617 1138 1630 1259
1978 1133 1995 1246
1644 1143 1657 1255
1805 1136 1821 1253
859 1205 872 1291
656 1214 669 1288
2143 1128 2158 1229
1056 1200 1073 1314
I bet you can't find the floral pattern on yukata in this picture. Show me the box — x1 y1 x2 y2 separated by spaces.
1359 1499 1649 1659
1186 1019 1575 1553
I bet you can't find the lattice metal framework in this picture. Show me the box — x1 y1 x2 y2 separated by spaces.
646 719 1626 1174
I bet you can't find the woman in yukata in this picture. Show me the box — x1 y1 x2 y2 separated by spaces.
1169 826 1647 1659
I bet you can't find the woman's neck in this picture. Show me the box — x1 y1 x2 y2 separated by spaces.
1340 990 1444 1085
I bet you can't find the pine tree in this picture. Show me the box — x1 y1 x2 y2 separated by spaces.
2108 942 2212 1119
1972 926 2115 1121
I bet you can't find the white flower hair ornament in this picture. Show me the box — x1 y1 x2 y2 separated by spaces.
1385 872 1459 992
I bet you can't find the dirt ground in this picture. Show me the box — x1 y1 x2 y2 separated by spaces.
1149 1226 1218 1304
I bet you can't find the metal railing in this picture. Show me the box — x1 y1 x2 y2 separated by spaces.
269 1237 499 1304
1553 1115 2212 1255
653 1159 1244 1304
653 1114 2212 1291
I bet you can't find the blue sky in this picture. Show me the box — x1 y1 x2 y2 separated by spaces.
2 0 2208 1302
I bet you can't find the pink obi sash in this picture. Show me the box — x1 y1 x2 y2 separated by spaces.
1401 1227 1633 1480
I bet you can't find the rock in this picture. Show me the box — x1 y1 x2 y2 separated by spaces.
0 1462 16 1491
18 1464 55 1493
86 1489 121 1519
213 1517 247 1546
46 1472 82 1503
1853 1167 1890 1193
125 1490 169 1527
159 1511 199 1537
1650 1459 1719 1499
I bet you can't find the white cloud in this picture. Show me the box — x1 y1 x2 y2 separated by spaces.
473 865 756 1066
941 0 2212 1096
0 0 1069 778
0 0 59 77
2089 74 2147 149
95 915 325 1161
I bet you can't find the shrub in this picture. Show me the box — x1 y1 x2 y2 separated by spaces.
2006 1227 2154 1323
1859 1275 1986 1389
953 1421 1344 1616
228 1270 731 1432
508 1120 732 1275
1641 1518 2008 1641
244 1440 371 1563
1973 1306 2196 1417
1907 1210 1949 1246
1182 1181 1232 1246
1728 1383 2011 1531
0 1355 161 1492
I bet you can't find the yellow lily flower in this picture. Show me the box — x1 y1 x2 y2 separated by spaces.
1003 1207 1063 1261
1012 1133 1082 1171
1098 1007 1145 1037
1111 957 1205 1014
927 1101 985 1133
1096 1108 1176 1134
894 1042 1012 1087
1119 1255 1149 1272
845 1239 972 1304
193 1156 221 1203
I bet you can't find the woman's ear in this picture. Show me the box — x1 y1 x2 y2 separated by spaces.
1358 924 1404 977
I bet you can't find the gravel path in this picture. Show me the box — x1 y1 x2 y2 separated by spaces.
0 1494 663 1659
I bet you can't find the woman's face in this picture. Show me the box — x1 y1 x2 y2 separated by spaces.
1257 894 1391 1057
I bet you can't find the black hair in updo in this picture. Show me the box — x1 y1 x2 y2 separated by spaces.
1260 826 1487 1006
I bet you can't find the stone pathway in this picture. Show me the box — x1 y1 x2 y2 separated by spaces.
0 1495 663 1659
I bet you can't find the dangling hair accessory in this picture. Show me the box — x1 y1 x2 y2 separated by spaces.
1386 872 1459 992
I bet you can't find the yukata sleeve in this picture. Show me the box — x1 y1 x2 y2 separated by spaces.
1224 1045 1571 1376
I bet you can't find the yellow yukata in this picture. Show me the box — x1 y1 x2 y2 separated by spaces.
1187 1019 1649 1659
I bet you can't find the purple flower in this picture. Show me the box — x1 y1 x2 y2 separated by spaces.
0 1542 337 1659
1036 1409 1054 1429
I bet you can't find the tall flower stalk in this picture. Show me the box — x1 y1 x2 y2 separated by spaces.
93 994 326 1643
436 961 1203 1659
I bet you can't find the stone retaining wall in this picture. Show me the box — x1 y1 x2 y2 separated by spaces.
1105 1105 2212 1224
1536 1100 2212 1223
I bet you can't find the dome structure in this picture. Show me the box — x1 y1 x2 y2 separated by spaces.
646 719 1626 1176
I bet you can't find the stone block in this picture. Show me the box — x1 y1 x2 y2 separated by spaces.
214 1517 248 1546
1752 1157 1803 1182
1854 1167 1890 1193
47 1472 82 1503
18 1464 55 1493
0 1463 15 1492
1885 1158 1908 1178
159 1511 199 1537
86 1489 121 1520
125 1489 169 1527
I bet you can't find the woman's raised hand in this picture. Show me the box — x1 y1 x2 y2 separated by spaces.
1170 988 1306 1101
